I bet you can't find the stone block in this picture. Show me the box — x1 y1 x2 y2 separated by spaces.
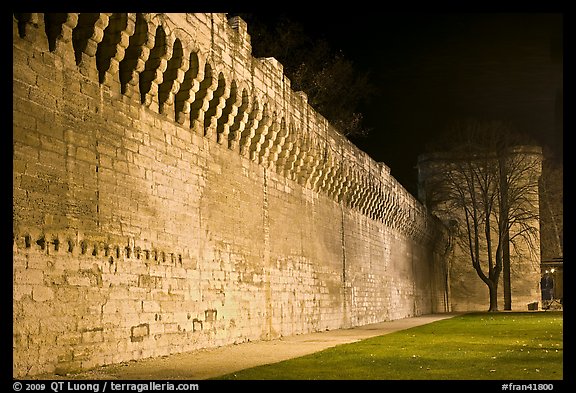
32 285 54 302
142 300 160 313
66 274 92 287
130 323 149 342
14 268 44 285
56 332 82 347
13 284 33 301
76 147 97 162
81 328 104 344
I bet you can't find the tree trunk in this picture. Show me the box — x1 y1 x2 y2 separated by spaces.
488 280 499 311
503 228 511 310
499 155 512 310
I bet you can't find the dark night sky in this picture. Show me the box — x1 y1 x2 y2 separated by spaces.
239 11 564 196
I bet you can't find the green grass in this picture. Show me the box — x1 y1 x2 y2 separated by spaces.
215 312 563 380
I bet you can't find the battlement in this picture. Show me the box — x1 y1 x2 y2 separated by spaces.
13 12 432 239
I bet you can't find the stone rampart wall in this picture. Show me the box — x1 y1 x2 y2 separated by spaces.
13 13 448 377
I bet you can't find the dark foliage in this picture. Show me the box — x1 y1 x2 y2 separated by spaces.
233 13 375 138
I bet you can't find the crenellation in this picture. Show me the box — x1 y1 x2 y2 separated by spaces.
227 15 252 62
239 98 262 157
216 80 239 144
97 13 132 88
293 141 310 186
204 71 231 140
71 13 110 81
14 13 41 41
266 117 288 169
118 14 152 98
189 61 217 135
227 84 251 151
274 123 296 177
139 25 170 110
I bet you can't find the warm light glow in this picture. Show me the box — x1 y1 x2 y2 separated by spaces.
551 268 555 273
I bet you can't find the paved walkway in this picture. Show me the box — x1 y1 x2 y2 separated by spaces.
35 313 461 380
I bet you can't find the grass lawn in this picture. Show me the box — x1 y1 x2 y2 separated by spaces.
215 311 563 380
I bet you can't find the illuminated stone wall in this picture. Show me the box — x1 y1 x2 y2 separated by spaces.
13 13 448 377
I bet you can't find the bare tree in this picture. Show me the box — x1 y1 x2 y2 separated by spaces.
499 146 542 309
421 120 541 311
539 153 563 260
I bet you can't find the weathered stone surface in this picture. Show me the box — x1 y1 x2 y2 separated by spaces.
13 12 449 378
